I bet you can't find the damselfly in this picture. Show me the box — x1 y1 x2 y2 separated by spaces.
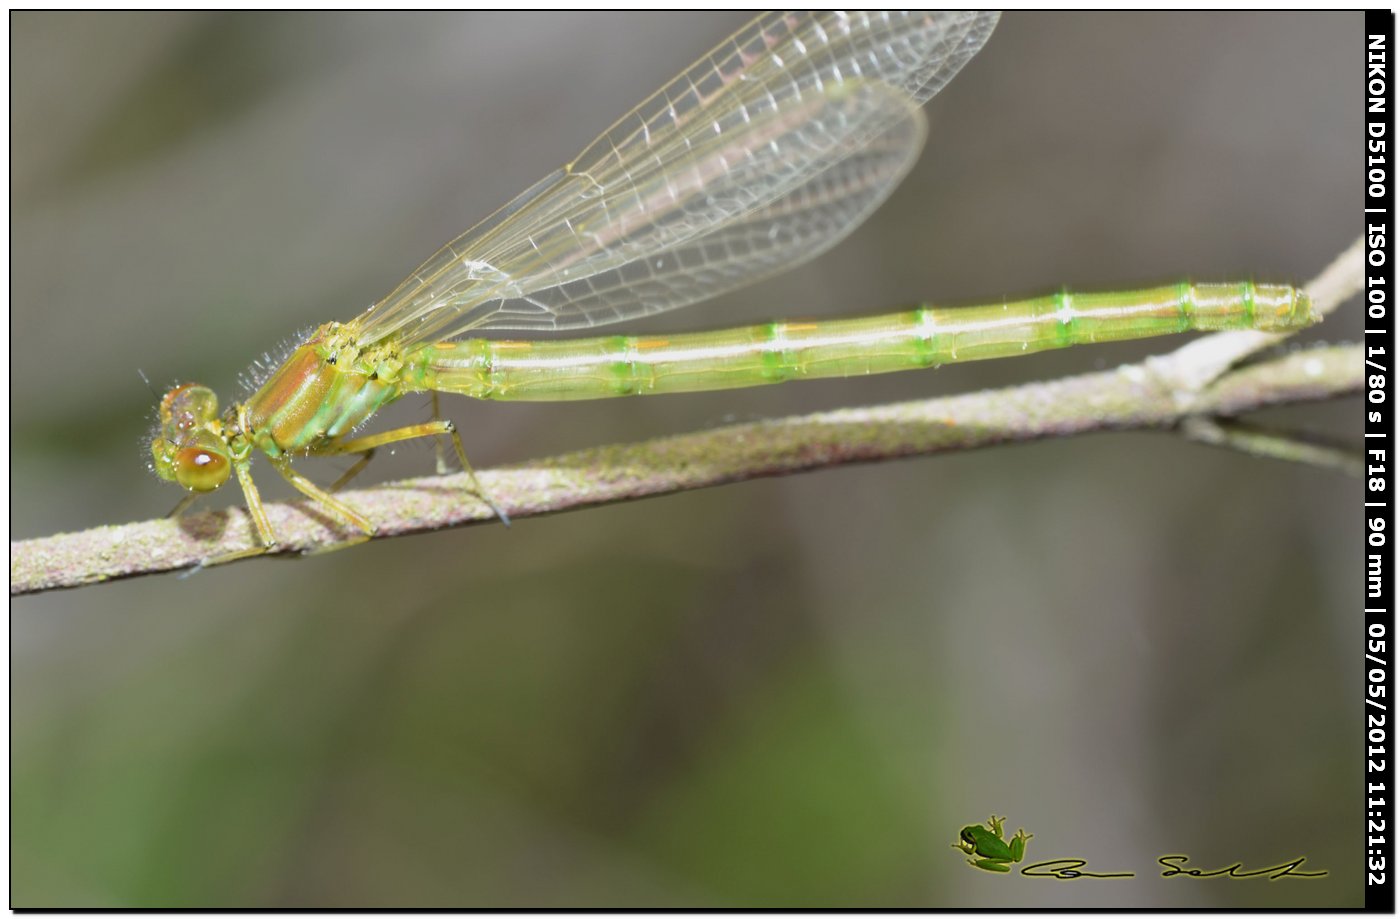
149 10 1315 556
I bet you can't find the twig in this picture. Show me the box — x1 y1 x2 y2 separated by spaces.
1147 236 1362 395
1181 417 1363 476
11 238 1363 596
8 343 1358 595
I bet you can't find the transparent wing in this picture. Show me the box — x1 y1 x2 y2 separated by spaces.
495 93 927 330
356 10 1000 347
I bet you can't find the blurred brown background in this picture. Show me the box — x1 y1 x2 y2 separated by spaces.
12 12 1360 907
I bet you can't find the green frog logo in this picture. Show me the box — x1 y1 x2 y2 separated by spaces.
952 814 1033 873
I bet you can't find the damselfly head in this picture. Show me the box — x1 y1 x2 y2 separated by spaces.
149 384 233 493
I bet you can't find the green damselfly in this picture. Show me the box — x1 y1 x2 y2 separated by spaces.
149 10 1316 556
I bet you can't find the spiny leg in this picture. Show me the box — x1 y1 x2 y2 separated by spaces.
234 459 279 547
166 492 200 520
437 421 510 526
328 449 376 494
431 392 450 476
326 395 462 495
323 419 510 526
197 457 281 566
268 455 376 554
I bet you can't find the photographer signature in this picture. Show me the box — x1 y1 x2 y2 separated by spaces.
951 816 1327 880
1021 855 1327 881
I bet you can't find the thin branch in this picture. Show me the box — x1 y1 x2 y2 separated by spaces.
1147 235 1362 395
11 238 1363 596
8 344 1359 595
1181 417 1363 476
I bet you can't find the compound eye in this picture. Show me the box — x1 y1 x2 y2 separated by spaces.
173 433 231 493
160 384 220 431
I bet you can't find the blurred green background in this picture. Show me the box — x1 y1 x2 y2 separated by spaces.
12 12 1360 907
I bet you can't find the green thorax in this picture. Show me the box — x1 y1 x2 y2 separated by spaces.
241 322 405 455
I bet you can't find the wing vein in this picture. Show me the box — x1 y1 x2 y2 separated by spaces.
356 10 1000 346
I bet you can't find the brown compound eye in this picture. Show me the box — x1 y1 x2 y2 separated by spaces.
172 432 232 493
160 384 220 431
